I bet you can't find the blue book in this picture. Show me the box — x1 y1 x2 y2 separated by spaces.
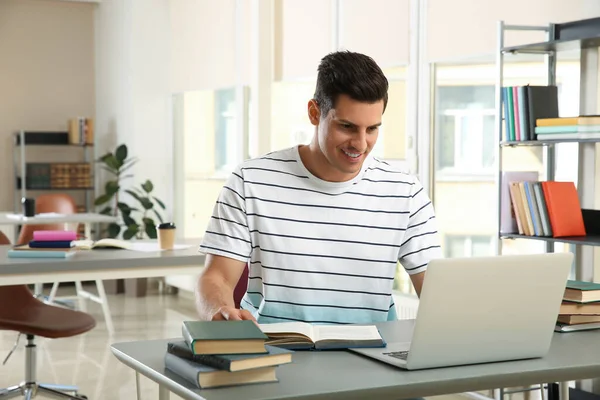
7 249 75 258
29 240 73 249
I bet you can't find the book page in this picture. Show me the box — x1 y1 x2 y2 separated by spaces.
259 322 315 342
313 325 381 343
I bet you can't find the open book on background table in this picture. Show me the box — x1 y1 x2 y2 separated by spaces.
259 322 386 350
73 239 192 252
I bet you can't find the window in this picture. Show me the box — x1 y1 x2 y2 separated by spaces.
214 88 238 172
436 86 495 177
445 235 493 258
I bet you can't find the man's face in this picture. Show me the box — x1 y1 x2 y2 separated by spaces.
308 94 383 182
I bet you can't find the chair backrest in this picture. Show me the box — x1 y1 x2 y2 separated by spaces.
233 264 249 309
17 193 78 245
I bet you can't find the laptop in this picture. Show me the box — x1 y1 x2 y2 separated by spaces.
350 252 573 370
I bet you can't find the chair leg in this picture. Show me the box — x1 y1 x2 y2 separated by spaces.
37 385 87 399
23 387 33 400
40 383 78 394
74 281 87 312
0 385 23 399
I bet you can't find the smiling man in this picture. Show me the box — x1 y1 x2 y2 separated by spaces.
196 51 442 324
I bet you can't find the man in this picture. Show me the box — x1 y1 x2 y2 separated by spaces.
196 50 442 324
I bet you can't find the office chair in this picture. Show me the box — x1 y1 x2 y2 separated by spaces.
233 264 249 309
17 193 80 245
0 231 96 399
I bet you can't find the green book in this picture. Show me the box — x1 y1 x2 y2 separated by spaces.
167 340 292 372
564 280 600 303
182 320 268 355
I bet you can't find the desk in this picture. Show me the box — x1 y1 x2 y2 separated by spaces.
111 320 600 400
0 242 205 334
0 212 119 242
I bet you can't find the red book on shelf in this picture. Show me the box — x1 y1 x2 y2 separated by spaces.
541 181 586 237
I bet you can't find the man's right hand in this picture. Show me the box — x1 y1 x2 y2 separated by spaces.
212 306 257 322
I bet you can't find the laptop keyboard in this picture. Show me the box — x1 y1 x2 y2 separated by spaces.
383 351 409 360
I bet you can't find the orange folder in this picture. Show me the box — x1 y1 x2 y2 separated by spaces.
541 181 586 237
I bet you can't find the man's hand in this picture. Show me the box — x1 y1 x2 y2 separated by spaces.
212 306 256 322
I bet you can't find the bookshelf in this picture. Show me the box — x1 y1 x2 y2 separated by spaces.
496 17 600 400
12 130 95 214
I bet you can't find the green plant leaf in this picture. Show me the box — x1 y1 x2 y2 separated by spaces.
119 158 139 175
105 180 119 196
141 180 154 193
125 189 142 202
143 218 157 239
153 197 166 210
152 208 164 224
94 194 113 206
99 206 112 215
107 223 121 238
115 144 128 164
123 214 136 227
140 197 153 210
102 154 120 171
123 224 139 240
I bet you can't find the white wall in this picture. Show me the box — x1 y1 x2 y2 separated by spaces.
428 0 600 61
95 0 173 222
0 0 95 213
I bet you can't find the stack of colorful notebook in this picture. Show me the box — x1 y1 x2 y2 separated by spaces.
164 320 293 389
556 280 600 332
8 230 78 258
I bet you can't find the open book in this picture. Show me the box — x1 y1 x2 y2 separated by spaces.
73 238 131 250
259 322 385 350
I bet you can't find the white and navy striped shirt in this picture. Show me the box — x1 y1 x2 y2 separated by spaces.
200 145 442 324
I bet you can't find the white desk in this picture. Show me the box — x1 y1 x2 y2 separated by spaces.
0 212 118 241
0 240 205 335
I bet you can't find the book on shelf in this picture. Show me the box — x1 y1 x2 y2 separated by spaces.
259 322 386 350
167 340 292 372
501 85 558 142
164 352 278 389
501 171 538 234
536 115 600 127
182 320 268 355
505 180 585 238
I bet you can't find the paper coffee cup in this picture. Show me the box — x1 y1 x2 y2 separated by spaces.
157 222 176 250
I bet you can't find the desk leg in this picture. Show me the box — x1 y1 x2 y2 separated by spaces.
559 382 569 400
158 385 170 400
96 280 114 335
135 372 142 400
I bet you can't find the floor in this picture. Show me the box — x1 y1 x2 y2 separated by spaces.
0 283 543 400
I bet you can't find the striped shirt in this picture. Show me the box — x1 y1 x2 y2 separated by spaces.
200 145 442 324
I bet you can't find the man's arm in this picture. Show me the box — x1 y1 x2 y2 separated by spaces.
195 254 255 321
409 271 425 297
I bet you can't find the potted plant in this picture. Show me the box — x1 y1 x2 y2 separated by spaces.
95 143 167 296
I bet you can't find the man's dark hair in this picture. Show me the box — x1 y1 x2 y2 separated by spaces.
313 50 389 117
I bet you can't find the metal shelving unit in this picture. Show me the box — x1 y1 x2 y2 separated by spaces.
12 130 95 214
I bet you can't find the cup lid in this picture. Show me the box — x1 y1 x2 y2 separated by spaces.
157 222 176 229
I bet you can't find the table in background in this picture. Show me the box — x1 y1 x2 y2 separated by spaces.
0 212 118 242
111 320 600 400
0 240 204 335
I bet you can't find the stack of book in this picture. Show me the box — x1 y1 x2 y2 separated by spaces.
556 280 600 332
506 179 585 238
8 230 78 258
164 321 292 389
535 116 600 141
501 85 558 142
